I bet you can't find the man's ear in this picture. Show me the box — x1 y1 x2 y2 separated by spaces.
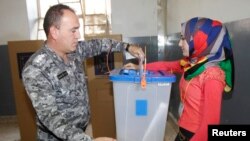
50 26 59 39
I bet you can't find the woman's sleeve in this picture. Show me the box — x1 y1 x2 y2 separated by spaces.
146 60 183 73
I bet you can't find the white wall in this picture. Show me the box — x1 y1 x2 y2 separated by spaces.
2 0 250 44
26 0 38 40
0 0 30 45
167 0 250 34
111 0 158 37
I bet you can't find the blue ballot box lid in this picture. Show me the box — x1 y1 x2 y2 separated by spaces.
109 69 176 83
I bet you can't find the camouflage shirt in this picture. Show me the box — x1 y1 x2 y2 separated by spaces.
22 39 128 141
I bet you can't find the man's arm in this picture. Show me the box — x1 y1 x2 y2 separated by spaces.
77 38 144 61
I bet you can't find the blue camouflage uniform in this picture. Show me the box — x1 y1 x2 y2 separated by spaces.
22 39 128 141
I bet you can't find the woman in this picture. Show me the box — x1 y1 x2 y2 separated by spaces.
125 17 234 141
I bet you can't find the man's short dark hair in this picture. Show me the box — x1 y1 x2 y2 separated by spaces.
43 4 75 37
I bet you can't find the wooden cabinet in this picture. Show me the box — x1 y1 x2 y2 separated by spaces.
8 40 43 141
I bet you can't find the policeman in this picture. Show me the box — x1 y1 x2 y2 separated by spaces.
22 4 144 141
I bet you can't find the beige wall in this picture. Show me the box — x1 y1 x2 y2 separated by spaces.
166 0 250 34
0 0 30 44
111 0 158 37
1 0 250 44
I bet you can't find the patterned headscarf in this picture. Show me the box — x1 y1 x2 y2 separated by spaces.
180 17 234 92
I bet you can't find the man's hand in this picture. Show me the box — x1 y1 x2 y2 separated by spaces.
93 137 116 141
127 45 145 61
